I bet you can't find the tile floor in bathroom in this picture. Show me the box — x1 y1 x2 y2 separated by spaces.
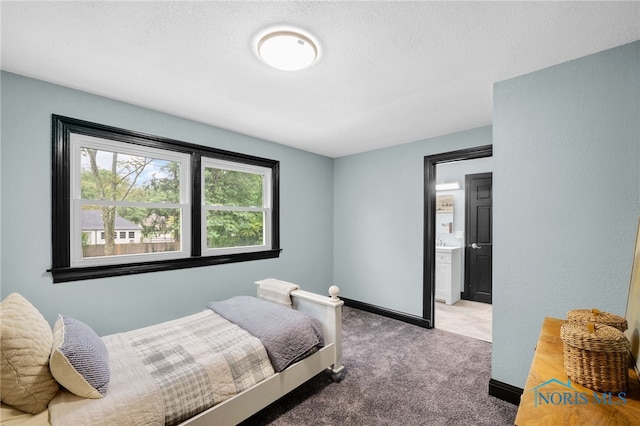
435 299 492 342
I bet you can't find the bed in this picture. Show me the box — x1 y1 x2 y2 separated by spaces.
0 280 344 426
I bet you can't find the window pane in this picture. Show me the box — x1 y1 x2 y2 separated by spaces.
52 117 280 282
204 167 263 207
81 148 180 203
80 207 181 259
206 210 264 249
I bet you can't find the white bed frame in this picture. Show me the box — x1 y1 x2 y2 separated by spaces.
181 285 344 426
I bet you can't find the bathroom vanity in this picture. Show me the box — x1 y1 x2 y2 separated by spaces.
435 246 461 305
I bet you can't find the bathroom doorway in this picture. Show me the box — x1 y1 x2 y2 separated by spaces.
423 146 493 341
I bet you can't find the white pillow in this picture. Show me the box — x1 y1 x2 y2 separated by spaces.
0 293 59 414
50 315 110 398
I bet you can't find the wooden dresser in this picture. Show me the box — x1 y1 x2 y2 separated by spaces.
515 317 640 425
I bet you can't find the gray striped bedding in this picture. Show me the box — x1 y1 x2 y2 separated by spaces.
48 309 275 426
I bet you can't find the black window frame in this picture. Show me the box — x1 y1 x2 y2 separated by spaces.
50 115 280 283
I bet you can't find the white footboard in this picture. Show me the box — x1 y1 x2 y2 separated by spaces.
288 286 344 377
181 284 343 426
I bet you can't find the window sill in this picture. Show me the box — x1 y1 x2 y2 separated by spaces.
49 249 282 283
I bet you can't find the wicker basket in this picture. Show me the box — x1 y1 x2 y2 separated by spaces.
560 322 630 393
567 308 628 332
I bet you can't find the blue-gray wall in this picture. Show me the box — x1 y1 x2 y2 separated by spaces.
333 126 492 315
332 41 639 391
0 72 334 336
1 40 638 393
492 41 640 388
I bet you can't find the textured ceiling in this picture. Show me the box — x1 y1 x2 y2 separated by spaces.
1 1 639 158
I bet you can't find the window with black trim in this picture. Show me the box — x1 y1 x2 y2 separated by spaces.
50 115 280 283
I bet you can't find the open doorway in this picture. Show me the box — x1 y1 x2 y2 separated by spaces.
423 146 492 342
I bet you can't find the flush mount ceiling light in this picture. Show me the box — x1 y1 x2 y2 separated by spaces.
257 30 318 71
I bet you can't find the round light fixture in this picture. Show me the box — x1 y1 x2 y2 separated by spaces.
257 30 318 71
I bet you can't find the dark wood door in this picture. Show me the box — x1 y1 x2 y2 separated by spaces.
464 173 492 304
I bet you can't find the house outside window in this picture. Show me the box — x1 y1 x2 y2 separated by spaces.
69 132 190 267
81 211 143 256
51 115 280 283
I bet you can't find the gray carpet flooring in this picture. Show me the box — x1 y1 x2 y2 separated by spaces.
240 306 517 425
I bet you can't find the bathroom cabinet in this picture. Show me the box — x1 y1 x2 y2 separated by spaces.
435 246 461 305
